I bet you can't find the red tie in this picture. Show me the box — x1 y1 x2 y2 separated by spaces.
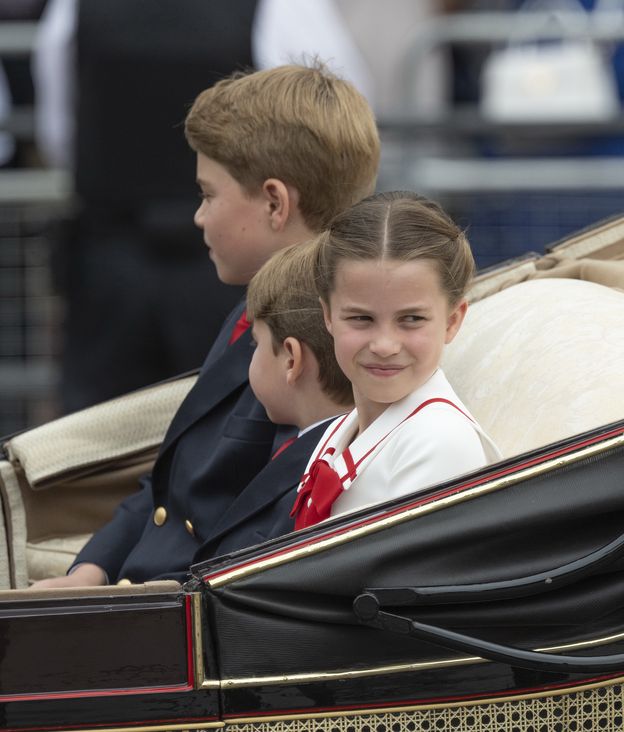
272 436 296 460
290 453 344 530
229 310 251 345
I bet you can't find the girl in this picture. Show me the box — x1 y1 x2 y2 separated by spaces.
291 191 501 529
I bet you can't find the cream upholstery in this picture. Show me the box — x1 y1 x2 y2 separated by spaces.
467 212 624 303
442 278 624 458
0 481 10 589
0 460 28 588
0 580 181 603
7 375 197 489
0 374 197 588
26 534 92 583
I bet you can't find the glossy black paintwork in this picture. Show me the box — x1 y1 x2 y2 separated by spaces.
0 593 189 696
0 691 219 731
205 423 624 718
1 423 624 729
220 655 624 717
0 589 221 730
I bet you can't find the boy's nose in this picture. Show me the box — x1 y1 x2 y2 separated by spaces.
193 203 205 229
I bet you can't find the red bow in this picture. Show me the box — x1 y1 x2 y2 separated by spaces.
290 456 344 530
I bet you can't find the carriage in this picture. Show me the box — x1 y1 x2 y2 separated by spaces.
1 215 624 731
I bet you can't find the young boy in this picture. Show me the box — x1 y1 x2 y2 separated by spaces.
189 241 353 563
31 63 379 587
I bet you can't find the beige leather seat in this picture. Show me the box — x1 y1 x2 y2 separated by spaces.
442 278 624 458
0 374 197 588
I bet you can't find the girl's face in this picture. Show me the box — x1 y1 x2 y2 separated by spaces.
322 258 467 432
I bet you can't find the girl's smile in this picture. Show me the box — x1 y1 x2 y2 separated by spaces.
362 363 407 377
322 258 467 431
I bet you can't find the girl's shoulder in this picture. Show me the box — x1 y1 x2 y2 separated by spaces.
394 401 482 447
392 382 501 464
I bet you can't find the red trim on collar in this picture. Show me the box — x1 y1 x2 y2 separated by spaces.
338 397 470 483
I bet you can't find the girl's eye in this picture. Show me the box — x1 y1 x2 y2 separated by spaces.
198 191 213 201
402 314 424 324
347 315 372 323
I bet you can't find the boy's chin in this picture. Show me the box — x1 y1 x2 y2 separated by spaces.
213 262 252 287
265 406 295 427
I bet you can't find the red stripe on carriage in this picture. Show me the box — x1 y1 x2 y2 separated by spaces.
186 593 196 688
0 682 198 703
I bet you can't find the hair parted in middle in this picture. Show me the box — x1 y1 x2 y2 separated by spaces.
184 62 380 232
315 190 475 306
247 240 353 407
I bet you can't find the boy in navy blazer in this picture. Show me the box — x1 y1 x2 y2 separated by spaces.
31 63 379 588
189 240 354 566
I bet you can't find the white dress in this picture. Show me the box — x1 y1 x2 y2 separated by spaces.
297 368 501 520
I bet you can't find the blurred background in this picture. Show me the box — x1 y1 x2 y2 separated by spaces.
1 0 623 436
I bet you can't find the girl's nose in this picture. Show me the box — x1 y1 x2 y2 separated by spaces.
369 332 401 357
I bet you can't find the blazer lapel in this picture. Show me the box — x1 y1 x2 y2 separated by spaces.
202 300 246 371
200 423 328 549
158 328 253 457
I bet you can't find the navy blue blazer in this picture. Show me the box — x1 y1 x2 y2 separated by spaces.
74 304 282 583
189 420 331 567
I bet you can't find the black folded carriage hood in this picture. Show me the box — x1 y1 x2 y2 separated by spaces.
192 420 624 716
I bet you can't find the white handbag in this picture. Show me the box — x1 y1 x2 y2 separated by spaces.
480 0 620 122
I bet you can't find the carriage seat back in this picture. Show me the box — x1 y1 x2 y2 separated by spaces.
442 278 624 458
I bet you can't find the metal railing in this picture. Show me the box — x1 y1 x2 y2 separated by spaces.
0 20 66 431
374 11 624 267
378 11 624 190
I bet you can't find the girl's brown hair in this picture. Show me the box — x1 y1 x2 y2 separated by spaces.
316 191 475 306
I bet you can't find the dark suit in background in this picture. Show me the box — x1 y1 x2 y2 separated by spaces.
59 0 257 411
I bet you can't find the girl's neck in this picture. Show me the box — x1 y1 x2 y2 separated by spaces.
353 368 443 437
354 398 391 435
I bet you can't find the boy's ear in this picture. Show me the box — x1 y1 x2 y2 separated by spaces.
283 336 304 386
444 299 468 344
262 178 296 232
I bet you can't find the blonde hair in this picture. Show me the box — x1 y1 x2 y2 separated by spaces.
316 191 475 305
185 63 379 231
247 241 352 407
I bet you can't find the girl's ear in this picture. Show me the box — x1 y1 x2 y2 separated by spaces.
320 297 333 334
444 299 468 344
262 178 295 232
283 337 304 386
